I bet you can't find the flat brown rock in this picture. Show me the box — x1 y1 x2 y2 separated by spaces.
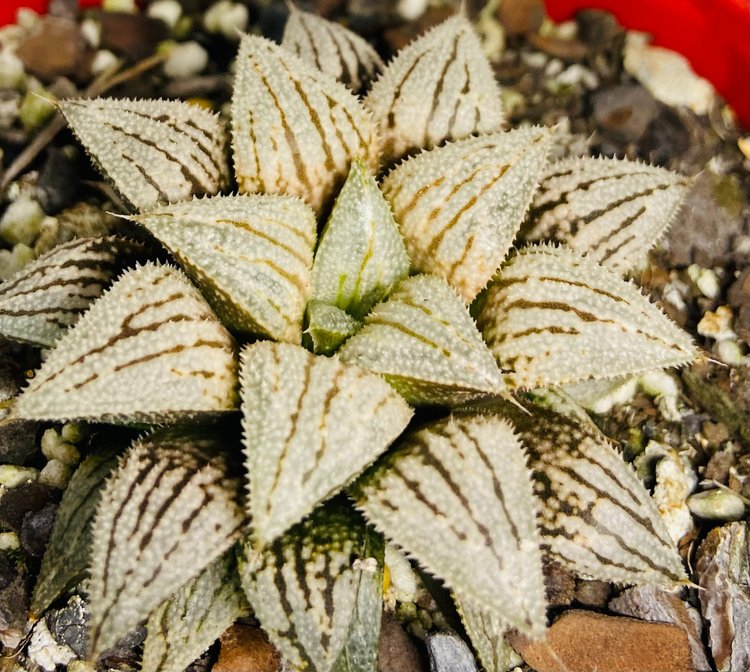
15 16 85 80
509 610 692 672
214 624 281 672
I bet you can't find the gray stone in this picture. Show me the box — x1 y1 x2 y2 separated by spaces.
592 84 659 142
20 501 58 558
426 632 477 672
46 594 88 658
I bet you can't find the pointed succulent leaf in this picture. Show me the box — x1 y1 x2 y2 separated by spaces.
382 128 551 301
504 401 687 586
306 301 362 355
455 592 517 672
311 160 410 319
240 342 413 546
364 15 504 165
238 503 384 672
338 274 505 405
282 5 384 91
12 263 238 424
88 429 246 657
59 98 228 211
141 551 249 672
352 414 547 636
131 195 316 343
477 245 697 390
524 156 691 272
232 34 379 213
31 448 120 616
0 236 140 348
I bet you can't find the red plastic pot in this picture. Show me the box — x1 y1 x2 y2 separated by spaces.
1 0 748 126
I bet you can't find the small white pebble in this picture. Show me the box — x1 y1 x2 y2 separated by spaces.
396 0 428 21
40 428 61 459
352 556 378 572
384 544 418 605
520 51 548 69
688 488 746 521
0 194 45 246
90 49 120 77
0 243 34 280
102 0 137 12
204 0 248 40
15 7 40 31
697 305 736 341
0 531 20 550
0 464 39 488
147 0 183 29
79 18 100 49
27 619 77 672
61 422 85 444
163 40 209 79
556 63 598 89
652 446 697 544
686 264 720 299
38 459 73 489
0 48 25 89
545 58 564 77
715 339 746 366
640 369 682 422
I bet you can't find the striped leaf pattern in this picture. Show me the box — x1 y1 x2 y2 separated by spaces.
0 236 138 348
338 274 505 405
141 552 249 672
364 15 504 165
455 593 516 672
131 195 316 343
12 263 238 424
282 5 384 91
60 98 228 212
382 128 551 301
311 160 410 319
352 414 547 636
88 429 246 657
524 157 691 272
505 403 687 587
306 301 361 355
240 342 413 546
477 245 697 390
31 448 120 616
232 34 379 213
239 504 383 672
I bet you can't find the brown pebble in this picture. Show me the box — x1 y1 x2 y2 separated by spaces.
705 446 736 483
527 33 588 61
99 11 168 61
15 16 86 81
543 558 575 608
509 610 692 672
497 0 545 36
378 612 425 672
214 624 281 672
702 421 730 447
574 579 611 608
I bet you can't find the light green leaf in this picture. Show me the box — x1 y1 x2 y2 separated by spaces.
238 503 383 672
141 551 249 672
12 263 238 424
88 428 246 657
382 128 551 301
311 160 410 319
282 5 383 91
455 592 518 672
232 34 379 213
305 301 361 355
31 448 120 616
338 274 505 405
352 414 546 637
131 194 316 343
477 244 697 390
240 342 412 546
524 156 691 273
59 98 228 211
0 236 139 348
364 14 504 165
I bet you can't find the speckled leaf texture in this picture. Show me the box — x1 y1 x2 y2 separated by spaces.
0 236 137 348
364 14 504 165
455 593 516 672
282 5 383 91
524 156 691 272
506 402 687 587
306 301 361 355
239 504 383 672
131 195 316 343
352 414 546 637
31 448 120 616
382 128 551 301
232 34 379 213
240 342 412 546
311 160 410 319
11 263 237 424
338 274 505 405
59 98 228 211
477 245 697 390
88 429 246 657
141 552 249 672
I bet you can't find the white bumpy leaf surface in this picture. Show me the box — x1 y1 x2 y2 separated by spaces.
478 245 697 389
524 156 691 272
0 236 136 348
282 5 384 91
382 128 551 301
364 15 504 164
353 414 546 637
240 342 413 546
305 301 362 355
311 160 410 319
132 195 316 343
88 430 246 657
59 98 228 211
12 263 238 424
232 34 379 213
338 274 505 405
239 505 383 672
455 592 517 672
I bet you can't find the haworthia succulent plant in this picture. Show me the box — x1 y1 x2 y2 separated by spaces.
455 593 517 672
305 301 362 355
130 194 317 343
240 341 413 546
11 263 238 424
59 98 228 212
